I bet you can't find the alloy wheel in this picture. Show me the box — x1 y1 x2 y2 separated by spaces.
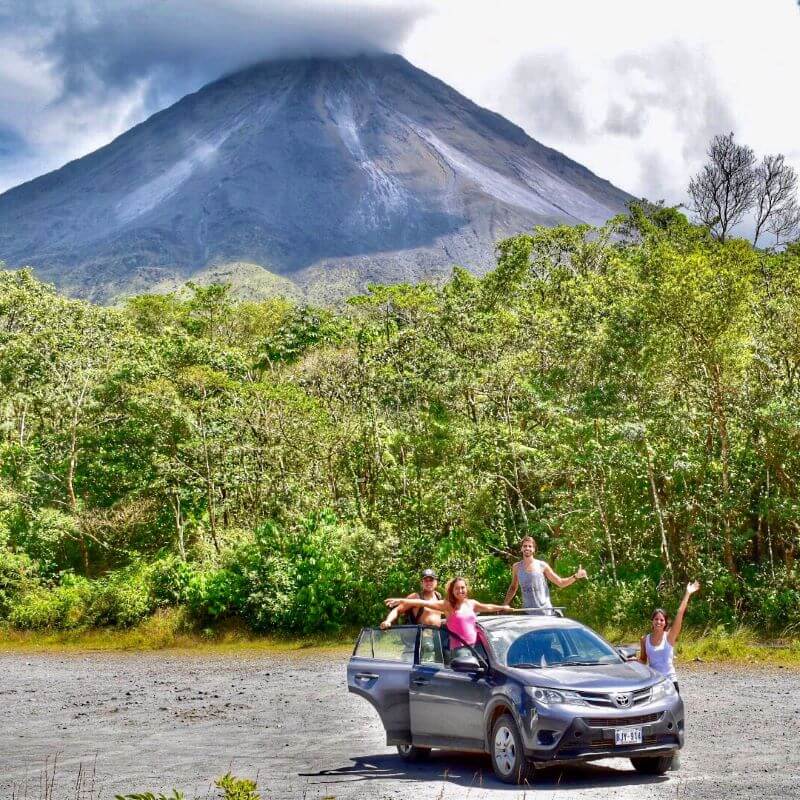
493 725 517 775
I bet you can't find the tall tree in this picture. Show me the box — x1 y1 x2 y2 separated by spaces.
753 154 800 247
689 133 756 242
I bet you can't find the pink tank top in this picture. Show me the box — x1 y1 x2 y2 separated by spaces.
446 605 478 646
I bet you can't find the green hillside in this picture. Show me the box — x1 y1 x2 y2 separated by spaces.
1 205 798 636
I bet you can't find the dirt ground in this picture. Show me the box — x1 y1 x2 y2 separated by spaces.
1 651 799 800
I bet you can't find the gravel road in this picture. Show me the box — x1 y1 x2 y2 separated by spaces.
1 651 798 799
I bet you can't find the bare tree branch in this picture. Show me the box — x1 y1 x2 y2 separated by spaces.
753 154 799 246
688 132 756 242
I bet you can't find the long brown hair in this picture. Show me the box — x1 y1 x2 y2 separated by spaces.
446 576 469 608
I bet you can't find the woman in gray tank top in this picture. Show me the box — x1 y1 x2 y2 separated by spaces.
504 536 588 614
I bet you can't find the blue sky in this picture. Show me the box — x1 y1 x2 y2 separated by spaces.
2 0 799 216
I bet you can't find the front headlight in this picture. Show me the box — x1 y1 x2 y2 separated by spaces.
651 679 677 701
527 687 588 706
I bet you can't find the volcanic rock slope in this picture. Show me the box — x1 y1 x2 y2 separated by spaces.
0 54 632 302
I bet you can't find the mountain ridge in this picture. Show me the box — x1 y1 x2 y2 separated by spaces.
0 53 633 302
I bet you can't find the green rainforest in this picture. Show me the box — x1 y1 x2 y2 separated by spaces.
1 205 799 636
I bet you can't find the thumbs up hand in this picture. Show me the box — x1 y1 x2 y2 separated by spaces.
575 565 588 580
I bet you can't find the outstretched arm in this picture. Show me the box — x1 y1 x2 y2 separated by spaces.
667 581 700 646
385 597 447 612
504 564 519 606
381 592 420 629
380 604 404 630
472 600 514 614
543 562 589 589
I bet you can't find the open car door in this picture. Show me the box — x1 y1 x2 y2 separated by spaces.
347 626 419 745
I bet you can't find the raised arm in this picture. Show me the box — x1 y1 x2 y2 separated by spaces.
504 563 519 606
380 601 408 629
543 562 589 589
385 596 447 612
667 581 700 646
471 600 514 614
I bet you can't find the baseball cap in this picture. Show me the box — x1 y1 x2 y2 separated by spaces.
421 568 438 579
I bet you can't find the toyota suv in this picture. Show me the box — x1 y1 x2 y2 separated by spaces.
347 614 684 784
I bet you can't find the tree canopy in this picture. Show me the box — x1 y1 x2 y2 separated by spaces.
1 206 799 633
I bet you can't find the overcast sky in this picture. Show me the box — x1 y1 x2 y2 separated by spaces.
2 0 799 212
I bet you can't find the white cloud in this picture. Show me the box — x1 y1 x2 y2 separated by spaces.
403 0 800 206
1 0 799 217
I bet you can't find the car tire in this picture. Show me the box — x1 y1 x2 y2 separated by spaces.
396 743 431 762
490 713 533 785
630 754 674 775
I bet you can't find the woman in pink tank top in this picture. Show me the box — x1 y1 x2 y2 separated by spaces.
385 576 511 646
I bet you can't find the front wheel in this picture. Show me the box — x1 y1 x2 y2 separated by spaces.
396 743 430 762
630 754 674 775
490 713 533 785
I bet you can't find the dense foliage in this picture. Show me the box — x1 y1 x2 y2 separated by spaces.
1 206 798 634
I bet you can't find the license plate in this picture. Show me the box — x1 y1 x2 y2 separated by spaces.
615 727 643 746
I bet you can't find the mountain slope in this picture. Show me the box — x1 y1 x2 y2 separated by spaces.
0 54 632 302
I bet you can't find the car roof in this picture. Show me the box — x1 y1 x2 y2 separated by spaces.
477 614 584 631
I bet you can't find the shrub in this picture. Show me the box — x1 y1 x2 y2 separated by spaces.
89 566 155 627
8 574 93 629
184 512 387 633
0 547 39 618
148 554 196 607
215 773 261 800
14 508 80 574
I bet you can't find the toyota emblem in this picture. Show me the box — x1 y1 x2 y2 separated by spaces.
614 692 632 708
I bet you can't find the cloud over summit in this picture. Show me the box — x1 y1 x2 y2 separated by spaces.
0 0 426 191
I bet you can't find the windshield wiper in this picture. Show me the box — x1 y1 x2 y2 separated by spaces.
508 662 543 669
557 659 605 667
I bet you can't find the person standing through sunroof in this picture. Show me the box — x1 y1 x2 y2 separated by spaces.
380 569 443 629
504 536 588 615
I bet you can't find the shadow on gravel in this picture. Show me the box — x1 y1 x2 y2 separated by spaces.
300 751 670 792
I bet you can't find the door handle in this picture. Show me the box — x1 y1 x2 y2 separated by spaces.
411 678 429 686
355 672 379 680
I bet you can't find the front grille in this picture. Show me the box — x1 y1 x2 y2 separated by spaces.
581 712 662 728
577 687 653 707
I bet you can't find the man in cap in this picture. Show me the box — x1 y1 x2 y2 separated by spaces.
380 569 442 628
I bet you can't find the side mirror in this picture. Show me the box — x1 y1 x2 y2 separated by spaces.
617 645 639 661
451 655 484 673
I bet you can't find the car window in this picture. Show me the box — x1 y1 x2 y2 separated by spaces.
442 628 488 668
487 624 620 667
354 629 374 658
419 627 444 665
354 627 418 663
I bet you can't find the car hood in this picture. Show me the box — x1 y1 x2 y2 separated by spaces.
506 660 659 691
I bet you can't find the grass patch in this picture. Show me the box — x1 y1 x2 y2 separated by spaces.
2 613 799 666
0 608 354 656
598 623 800 668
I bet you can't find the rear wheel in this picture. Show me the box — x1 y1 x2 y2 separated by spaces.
396 743 431 762
490 713 533 785
630 754 674 775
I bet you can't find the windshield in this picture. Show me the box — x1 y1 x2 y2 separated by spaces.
484 623 621 668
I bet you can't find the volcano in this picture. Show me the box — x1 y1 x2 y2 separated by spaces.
0 54 632 302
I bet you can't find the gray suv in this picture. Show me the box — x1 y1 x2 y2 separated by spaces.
347 614 684 784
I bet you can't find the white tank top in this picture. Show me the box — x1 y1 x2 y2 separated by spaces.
645 633 676 680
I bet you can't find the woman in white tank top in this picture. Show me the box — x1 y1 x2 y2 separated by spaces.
640 581 700 692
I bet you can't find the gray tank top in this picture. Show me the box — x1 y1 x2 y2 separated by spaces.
517 560 552 612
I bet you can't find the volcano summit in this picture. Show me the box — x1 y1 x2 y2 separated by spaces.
0 54 632 302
